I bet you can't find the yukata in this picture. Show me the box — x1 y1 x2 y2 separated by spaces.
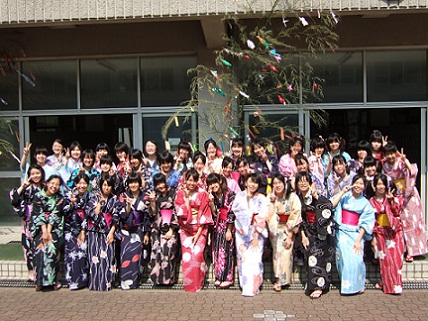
232 191 268 296
86 194 121 291
152 169 181 189
118 190 151 290
334 191 375 294
47 154 70 184
211 190 236 284
123 167 154 192
278 153 298 179
327 171 356 198
370 195 405 294
308 154 329 184
30 190 64 287
149 188 179 285
175 188 213 292
383 159 428 257
91 172 124 196
62 190 96 289
300 194 335 295
225 175 241 195
67 167 99 190
66 158 81 177
10 184 41 275
268 193 301 286
347 159 363 174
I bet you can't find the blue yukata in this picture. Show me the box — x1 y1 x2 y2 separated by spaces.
333 191 375 294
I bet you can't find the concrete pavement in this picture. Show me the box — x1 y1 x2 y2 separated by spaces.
0 287 427 321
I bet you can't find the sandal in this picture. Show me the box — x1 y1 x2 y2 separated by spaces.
53 283 62 291
214 280 221 287
358 289 365 294
273 283 282 292
375 281 383 290
219 281 232 289
405 255 414 263
35 285 43 292
310 290 322 299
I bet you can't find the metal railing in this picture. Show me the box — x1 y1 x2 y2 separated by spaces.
0 0 427 24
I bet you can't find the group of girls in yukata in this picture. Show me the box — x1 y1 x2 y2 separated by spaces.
10 131 427 298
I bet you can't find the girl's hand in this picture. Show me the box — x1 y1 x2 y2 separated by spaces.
225 230 232 242
164 230 173 240
148 191 157 202
143 234 150 245
301 235 309 250
353 240 363 255
386 188 395 200
77 231 86 245
23 142 32 156
106 231 114 245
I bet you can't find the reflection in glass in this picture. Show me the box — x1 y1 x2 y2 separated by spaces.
22 60 77 110
0 69 19 111
81 58 138 109
0 118 20 171
367 51 426 102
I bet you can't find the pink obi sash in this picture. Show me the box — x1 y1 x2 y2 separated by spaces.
342 209 359 226
160 209 173 225
76 209 85 220
219 208 228 221
103 212 113 228
306 211 316 223
278 213 290 223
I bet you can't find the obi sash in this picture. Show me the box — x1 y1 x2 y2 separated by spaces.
44 211 51 219
103 212 113 229
278 213 290 223
160 209 173 225
305 210 316 223
342 209 359 226
25 205 31 219
376 213 390 227
394 178 406 193
132 210 143 226
87 219 94 228
219 208 228 221
76 209 85 220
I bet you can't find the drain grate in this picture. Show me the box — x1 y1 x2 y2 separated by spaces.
7 241 21 244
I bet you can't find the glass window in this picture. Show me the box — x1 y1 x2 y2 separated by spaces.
0 118 20 171
0 69 19 111
80 58 138 109
0 178 21 225
140 56 196 107
367 51 426 101
307 52 363 103
142 115 194 151
22 60 77 110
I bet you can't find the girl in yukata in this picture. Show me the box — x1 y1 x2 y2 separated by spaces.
230 137 246 170
175 169 213 292
148 173 179 285
153 151 181 189
236 156 253 191
221 157 241 194
207 173 236 289
94 142 111 172
30 174 64 291
369 130 386 164
174 139 193 175
67 149 99 190
10 164 45 283
114 142 129 180
266 173 301 292
46 139 69 185
91 155 123 196
327 155 356 198
144 139 159 172
326 133 351 163
295 172 335 299
382 143 428 262
295 153 326 196
347 140 371 174
127 148 154 191
250 139 279 195
179 152 208 190
232 173 268 297
331 174 375 295
118 172 151 290
65 141 82 177
62 173 96 290
308 136 330 185
369 174 405 294
279 135 305 179
204 139 223 174
86 175 121 291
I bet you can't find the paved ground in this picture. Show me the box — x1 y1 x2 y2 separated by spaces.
0 287 427 321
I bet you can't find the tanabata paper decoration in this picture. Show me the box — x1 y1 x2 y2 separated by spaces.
331 11 339 24
317 9 321 19
287 84 293 91
239 91 249 99
248 128 256 139
174 116 179 127
229 127 239 136
253 111 259 117
0 97 8 105
313 82 319 90
252 126 260 135
299 17 309 26
268 64 278 73
210 70 219 81
213 87 226 96
282 18 289 27
277 95 286 105
280 128 285 141
221 59 232 67
247 39 256 50
256 36 269 49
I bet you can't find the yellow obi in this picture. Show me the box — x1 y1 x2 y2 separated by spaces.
394 178 406 193
376 213 390 227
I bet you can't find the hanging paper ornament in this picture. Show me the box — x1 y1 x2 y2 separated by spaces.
252 126 260 135
276 84 282 89
221 59 232 67
253 111 259 117
268 64 278 73
277 95 286 105
210 70 219 81
282 18 289 27
330 11 339 24
256 36 269 49
317 9 321 19
229 127 239 136
280 128 285 141
299 17 309 26
248 128 256 139
0 97 8 105
243 55 250 60
247 39 256 50
213 87 226 96
313 82 319 90
287 84 293 91
174 116 179 127
239 91 249 99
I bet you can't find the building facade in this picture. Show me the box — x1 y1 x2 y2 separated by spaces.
0 0 427 224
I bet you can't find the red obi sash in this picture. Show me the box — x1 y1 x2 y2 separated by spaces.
342 209 359 226
305 211 316 223
103 212 113 228
160 209 173 225
278 213 290 223
219 208 228 221
76 209 85 220
44 211 51 219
